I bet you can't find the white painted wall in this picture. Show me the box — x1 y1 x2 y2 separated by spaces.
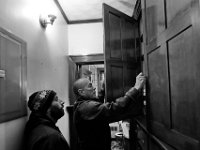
0 0 69 150
68 22 103 55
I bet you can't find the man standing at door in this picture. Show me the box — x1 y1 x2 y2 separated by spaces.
73 72 146 150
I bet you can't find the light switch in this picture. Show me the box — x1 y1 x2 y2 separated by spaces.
0 70 5 78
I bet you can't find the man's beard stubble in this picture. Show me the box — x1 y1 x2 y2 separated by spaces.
50 106 65 120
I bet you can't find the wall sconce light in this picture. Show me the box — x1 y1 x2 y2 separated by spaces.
39 14 57 28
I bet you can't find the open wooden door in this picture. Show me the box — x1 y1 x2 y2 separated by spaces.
103 3 142 102
143 0 200 149
103 3 143 150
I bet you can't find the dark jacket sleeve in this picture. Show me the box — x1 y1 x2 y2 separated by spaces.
78 88 142 122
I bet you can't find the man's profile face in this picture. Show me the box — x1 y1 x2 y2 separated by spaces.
49 95 65 120
80 79 97 99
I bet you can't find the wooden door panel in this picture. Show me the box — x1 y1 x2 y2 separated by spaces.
106 63 124 101
124 65 137 93
146 0 165 43
168 26 200 139
103 3 140 102
147 45 170 128
124 61 141 93
109 13 122 59
144 0 200 149
167 0 193 25
151 121 199 150
135 24 141 62
123 20 135 61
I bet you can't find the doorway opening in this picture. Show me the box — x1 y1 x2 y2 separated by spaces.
68 53 104 103
79 64 104 97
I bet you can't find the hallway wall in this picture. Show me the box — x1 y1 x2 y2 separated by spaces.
0 0 69 150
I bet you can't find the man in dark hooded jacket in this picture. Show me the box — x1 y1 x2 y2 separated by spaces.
73 72 146 150
24 90 70 150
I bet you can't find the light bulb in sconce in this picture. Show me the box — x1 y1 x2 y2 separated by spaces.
39 14 57 28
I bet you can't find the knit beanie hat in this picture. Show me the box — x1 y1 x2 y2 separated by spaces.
28 90 56 113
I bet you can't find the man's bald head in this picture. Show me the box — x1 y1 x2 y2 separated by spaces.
73 78 90 97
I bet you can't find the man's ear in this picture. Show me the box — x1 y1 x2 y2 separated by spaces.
78 89 85 96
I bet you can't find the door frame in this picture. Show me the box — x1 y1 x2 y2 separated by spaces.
69 53 104 65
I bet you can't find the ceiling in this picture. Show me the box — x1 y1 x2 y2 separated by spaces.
57 0 137 23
